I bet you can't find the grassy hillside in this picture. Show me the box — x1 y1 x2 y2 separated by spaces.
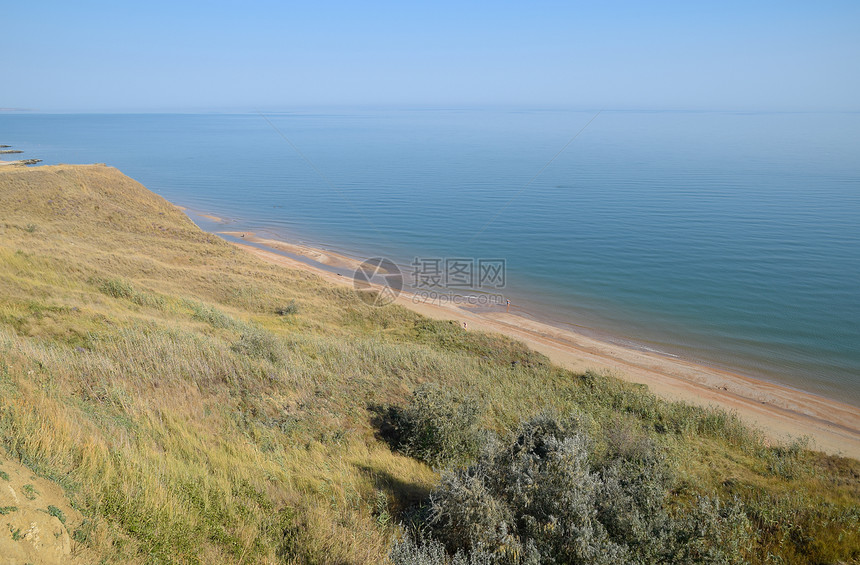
0 164 857 564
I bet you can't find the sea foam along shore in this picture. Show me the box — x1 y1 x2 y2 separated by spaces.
193 225 860 459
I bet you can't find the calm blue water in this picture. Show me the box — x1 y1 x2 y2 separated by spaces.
3 110 859 405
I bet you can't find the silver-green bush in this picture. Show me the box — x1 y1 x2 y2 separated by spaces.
389 384 483 468
396 413 753 564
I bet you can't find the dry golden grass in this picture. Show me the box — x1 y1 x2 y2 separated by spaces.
0 165 857 564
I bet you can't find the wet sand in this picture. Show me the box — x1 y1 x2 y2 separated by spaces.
220 231 366 271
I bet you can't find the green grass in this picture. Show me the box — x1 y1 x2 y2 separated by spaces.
47 504 66 524
21 484 38 500
0 164 857 564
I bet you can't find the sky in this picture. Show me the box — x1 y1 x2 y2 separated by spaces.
2 1 859 112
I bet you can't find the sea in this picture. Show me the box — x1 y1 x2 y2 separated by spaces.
2 109 858 406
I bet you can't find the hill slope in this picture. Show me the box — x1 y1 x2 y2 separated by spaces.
0 164 857 564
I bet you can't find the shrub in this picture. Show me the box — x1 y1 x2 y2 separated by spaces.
95 277 164 308
391 535 497 565
387 384 483 468
231 327 282 363
397 413 754 564
276 300 300 316
672 496 753 564
391 536 450 565
428 415 625 563
189 301 242 329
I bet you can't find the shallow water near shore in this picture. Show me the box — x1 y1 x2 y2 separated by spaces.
3 109 859 405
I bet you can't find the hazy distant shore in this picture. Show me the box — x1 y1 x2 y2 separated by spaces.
177 209 860 458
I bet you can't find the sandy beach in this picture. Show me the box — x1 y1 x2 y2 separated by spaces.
210 229 860 459
0 159 41 167
220 231 366 271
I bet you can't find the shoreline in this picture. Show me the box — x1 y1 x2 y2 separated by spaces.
208 224 853 399
182 215 860 458
0 158 42 167
197 216 855 406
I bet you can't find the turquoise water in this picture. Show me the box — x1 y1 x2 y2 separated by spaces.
3 110 859 405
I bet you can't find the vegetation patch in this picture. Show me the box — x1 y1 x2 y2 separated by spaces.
187 300 246 330
276 300 300 316
93 277 165 308
380 384 483 468
394 412 755 564
47 504 66 524
21 484 38 500
231 326 282 363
